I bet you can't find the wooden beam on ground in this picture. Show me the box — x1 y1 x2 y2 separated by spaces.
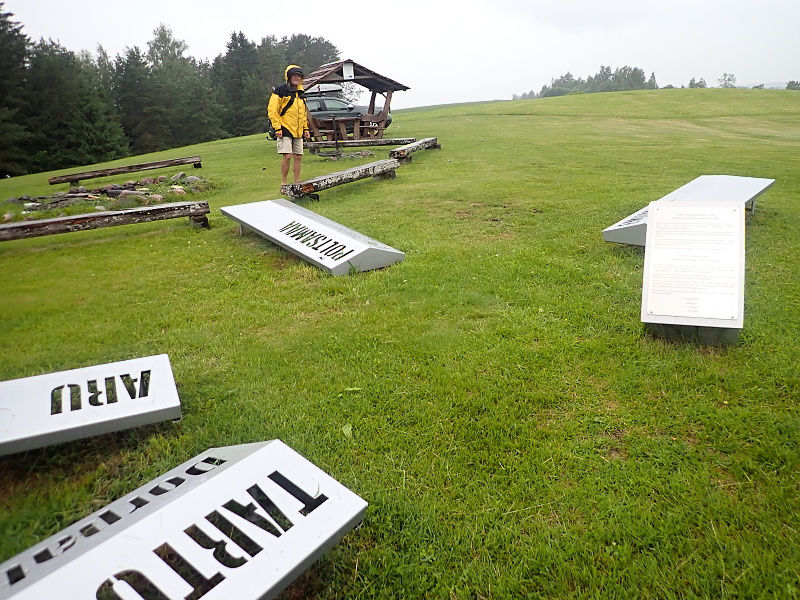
281 159 401 199
305 139 416 154
389 137 441 163
47 156 202 185
0 201 210 242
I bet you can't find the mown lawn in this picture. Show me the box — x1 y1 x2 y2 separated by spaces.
1 89 799 599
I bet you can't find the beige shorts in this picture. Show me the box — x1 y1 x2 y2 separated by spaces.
277 136 304 155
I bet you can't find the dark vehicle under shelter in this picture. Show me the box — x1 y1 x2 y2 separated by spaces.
301 60 409 142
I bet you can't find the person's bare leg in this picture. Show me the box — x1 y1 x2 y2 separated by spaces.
280 154 292 185
293 154 303 183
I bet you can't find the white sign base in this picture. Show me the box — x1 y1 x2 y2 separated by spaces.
221 199 405 275
0 355 181 456
0 440 367 600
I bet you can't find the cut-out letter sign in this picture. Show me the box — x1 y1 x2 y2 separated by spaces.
0 440 368 600
221 199 405 275
0 354 181 456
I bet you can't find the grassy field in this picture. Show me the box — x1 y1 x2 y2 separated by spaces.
1 88 799 598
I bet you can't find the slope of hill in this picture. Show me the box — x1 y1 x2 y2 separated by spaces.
2 89 799 599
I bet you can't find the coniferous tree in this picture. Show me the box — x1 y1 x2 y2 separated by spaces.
63 52 129 166
2 7 344 171
213 31 341 137
176 59 228 146
0 3 31 175
213 32 260 136
279 34 338 74
240 73 271 134
23 41 83 170
145 24 226 148
113 46 172 154
22 42 127 171
257 35 285 88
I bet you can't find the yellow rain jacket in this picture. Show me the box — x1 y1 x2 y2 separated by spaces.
267 65 309 138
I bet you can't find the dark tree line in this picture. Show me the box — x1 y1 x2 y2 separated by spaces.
514 66 658 99
516 66 799 100
0 3 339 176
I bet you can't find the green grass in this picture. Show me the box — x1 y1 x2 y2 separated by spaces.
2 89 800 599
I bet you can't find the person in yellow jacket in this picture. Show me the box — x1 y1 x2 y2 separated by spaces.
268 65 311 186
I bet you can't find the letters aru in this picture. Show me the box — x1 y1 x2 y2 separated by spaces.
50 370 151 415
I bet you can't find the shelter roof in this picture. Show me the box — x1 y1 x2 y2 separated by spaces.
303 59 410 93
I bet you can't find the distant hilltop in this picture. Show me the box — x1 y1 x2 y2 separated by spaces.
741 82 789 89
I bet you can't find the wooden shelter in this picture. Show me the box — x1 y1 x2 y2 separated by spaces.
302 59 409 142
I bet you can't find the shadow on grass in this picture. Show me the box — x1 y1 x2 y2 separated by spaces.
0 422 177 487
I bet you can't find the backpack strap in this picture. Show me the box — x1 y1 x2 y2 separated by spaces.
279 92 295 116
278 89 305 116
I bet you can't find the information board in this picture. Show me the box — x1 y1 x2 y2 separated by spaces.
0 354 181 456
641 201 745 328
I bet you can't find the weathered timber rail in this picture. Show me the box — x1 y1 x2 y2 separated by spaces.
305 138 416 154
281 159 401 199
389 137 441 162
47 156 202 186
0 201 210 242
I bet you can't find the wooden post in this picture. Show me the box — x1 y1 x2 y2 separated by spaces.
389 137 441 162
0 201 210 242
280 159 400 198
305 138 416 152
47 157 202 185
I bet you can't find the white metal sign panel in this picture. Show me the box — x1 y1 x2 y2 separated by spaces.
641 201 746 328
0 440 367 600
342 62 355 80
601 206 649 245
221 199 405 275
0 355 181 456
603 175 774 246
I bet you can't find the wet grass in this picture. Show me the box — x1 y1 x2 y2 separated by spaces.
1 89 799 598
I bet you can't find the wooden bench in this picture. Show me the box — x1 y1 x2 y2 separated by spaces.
281 159 401 199
47 156 202 186
389 137 441 163
305 139 416 154
0 201 210 242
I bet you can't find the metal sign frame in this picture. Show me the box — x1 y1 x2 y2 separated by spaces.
0 354 181 456
1 440 367 600
221 199 405 275
603 175 774 246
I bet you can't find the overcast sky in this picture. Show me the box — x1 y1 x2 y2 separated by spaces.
6 0 799 109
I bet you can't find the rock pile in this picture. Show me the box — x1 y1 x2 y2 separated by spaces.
2 172 213 222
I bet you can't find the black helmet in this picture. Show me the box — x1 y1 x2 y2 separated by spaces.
286 66 304 80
